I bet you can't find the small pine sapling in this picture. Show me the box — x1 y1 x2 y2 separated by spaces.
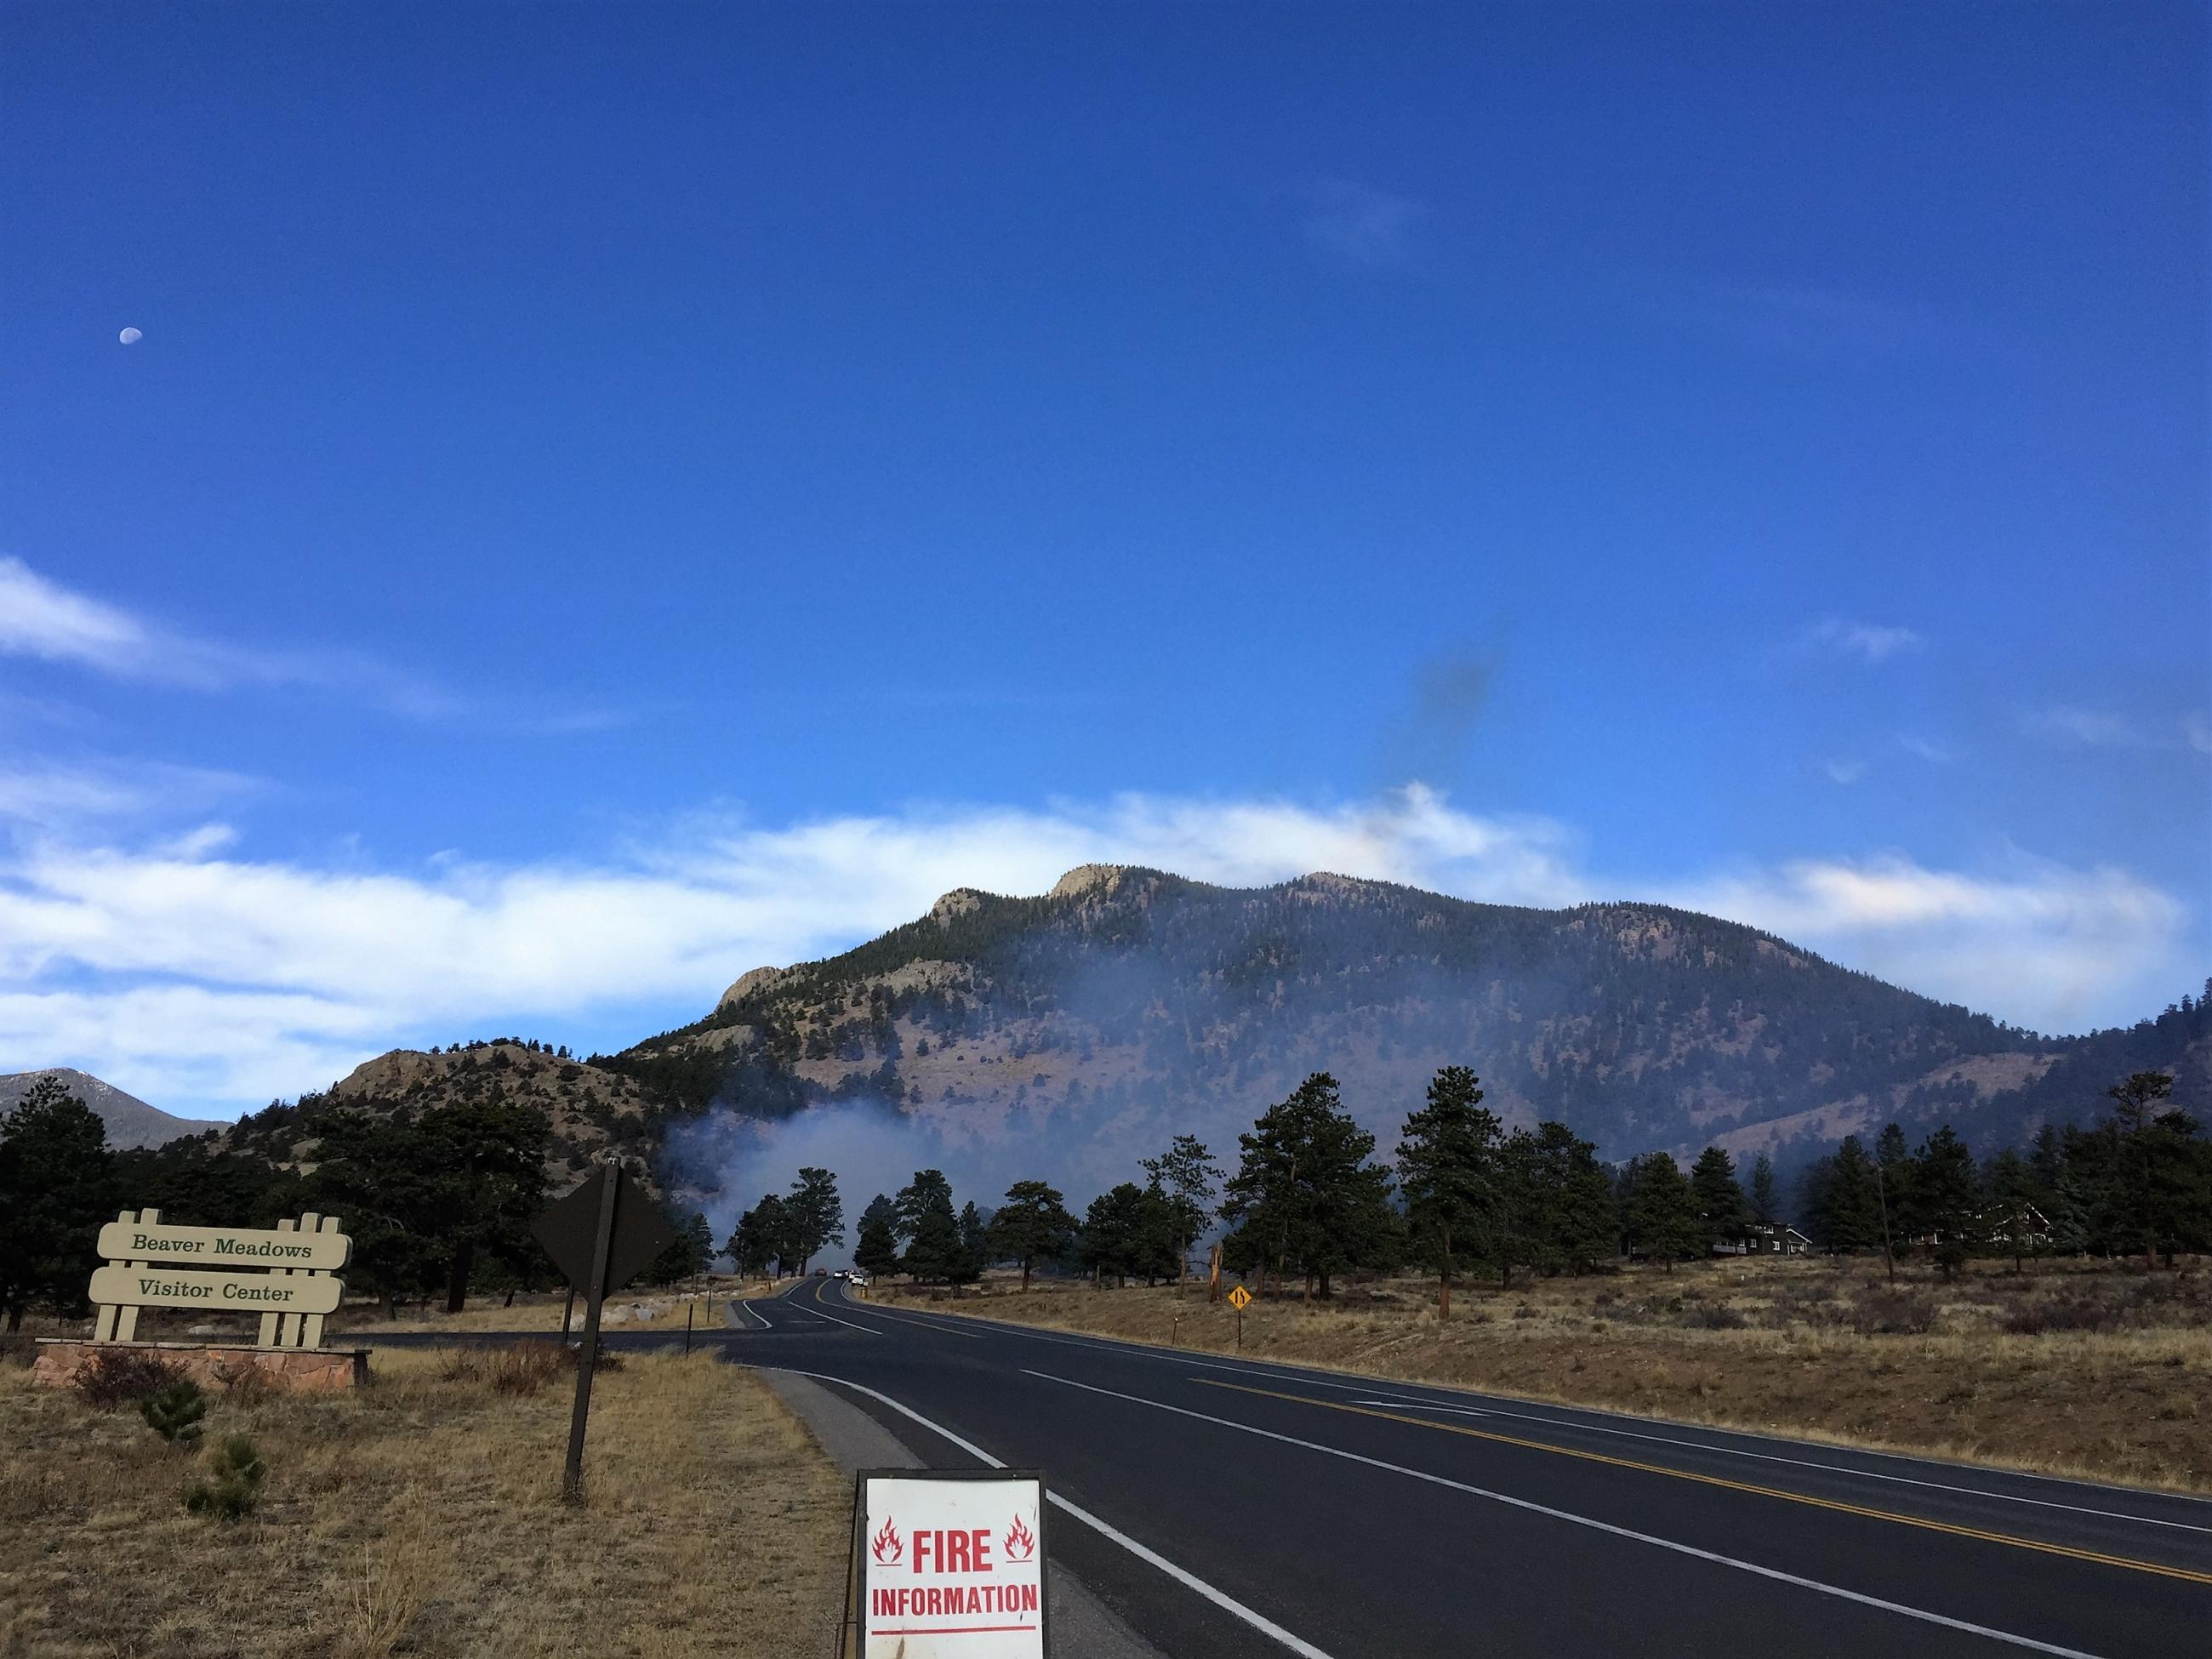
184 1433 267 1520
140 1377 208 1446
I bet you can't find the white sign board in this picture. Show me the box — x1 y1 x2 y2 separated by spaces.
859 1471 1047 1657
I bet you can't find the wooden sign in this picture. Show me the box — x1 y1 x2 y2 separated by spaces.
90 1209 349 1350
88 1263 343 1315
95 1219 351 1272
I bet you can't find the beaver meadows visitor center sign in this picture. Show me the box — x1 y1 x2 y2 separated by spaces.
31 1207 368 1394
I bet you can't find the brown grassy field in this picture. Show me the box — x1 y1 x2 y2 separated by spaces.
0 1342 846 1659
879 1255 2212 1493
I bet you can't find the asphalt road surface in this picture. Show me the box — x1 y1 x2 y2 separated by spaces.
722 1276 2210 1658
391 1279 2212 1656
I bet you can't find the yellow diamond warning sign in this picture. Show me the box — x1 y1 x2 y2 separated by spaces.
1228 1285 1252 1310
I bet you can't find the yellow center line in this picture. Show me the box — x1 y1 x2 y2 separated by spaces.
1196 1378 2212 1588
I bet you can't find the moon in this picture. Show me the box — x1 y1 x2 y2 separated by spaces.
118 327 143 345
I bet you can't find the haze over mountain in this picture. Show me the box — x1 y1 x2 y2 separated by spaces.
606 866 2209 1197
0 1069 225 1151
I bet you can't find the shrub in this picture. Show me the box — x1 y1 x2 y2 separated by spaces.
70 1349 186 1410
1847 1289 1936 1336
184 1434 266 1521
2002 1297 2118 1336
140 1378 208 1445
488 1341 564 1396
1680 1302 1749 1330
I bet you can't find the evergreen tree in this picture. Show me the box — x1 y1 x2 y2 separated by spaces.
985 1180 1078 1291
1396 1066 1501 1317
893 1170 956 1244
1221 1073 1398 1299
1689 1145 1748 1251
901 1204 978 1286
0 1077 113 1331
1912 1126 1981 1278
1622 1152 1700 1268
1139 1134 1221 1290
852 1207 901 1280
1748 1153 1780 1228
959 1200 990 1263
787 1166 845 1274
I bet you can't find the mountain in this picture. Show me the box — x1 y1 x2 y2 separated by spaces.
609 866 2209 1183
0 1068 227 1151
220 1040 660 1189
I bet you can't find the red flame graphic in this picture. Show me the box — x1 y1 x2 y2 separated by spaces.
1004 1512 1036 1561
870 1514 902 1565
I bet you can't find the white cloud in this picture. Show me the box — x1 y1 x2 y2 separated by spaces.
2187 715 2212 755
0 556 457 716
0 558 152 675
1304 178 1427 266
1898 735 1954 764
0 761 259 826
1800 619 1924 664
1672 854 2185 1034
1823 758 1867 785
0 784 2188 1113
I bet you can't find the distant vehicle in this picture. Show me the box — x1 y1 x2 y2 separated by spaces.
847 1272 869 1287
812 1268 827 1276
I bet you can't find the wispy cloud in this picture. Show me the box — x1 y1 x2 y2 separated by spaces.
1798 619 1924 664
0 556 458 718
0 782 2186 1112
1822 758 1867 785
1898 735 1955 764
2025 706 2145 749
1304 178 1427 267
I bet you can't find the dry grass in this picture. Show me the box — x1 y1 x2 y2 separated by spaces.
0 1343 847 1658
880 1255 2212 1493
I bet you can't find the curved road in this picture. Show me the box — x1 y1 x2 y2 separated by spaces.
699 1276 2212 1658
384 1278 2211 1656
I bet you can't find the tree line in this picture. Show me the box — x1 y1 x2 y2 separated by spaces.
0 1080 717 1331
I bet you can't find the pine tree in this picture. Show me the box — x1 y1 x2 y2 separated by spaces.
1221 1074 1398 1300
1748 1154 1780 1228
787 1166 845 1274
0 1077 114 1331
1396 1066 1501 1318
1623 1152 1699 1269
1913 1126 1981 1279
140 1378 208 1446
1139 1135 1221 1291
985 1181 1079 1291
1689 1146 1748 1251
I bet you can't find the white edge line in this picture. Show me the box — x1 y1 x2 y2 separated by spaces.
867 1299 2212 1515
800 1297 880 1337
826 1291 985 1338
759 1365 1337 1659
1022 1367 2106 1659
1339 1394 2212 1537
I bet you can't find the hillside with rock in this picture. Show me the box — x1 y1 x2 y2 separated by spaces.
219 1040 660 1192
613 866 2210 1175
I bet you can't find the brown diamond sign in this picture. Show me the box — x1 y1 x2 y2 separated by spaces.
532 1163 675 1297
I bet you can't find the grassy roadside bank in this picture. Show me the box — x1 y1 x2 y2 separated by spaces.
0 1344 844 1658
876 1257 2212 1494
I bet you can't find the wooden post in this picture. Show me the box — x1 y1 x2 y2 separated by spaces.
299 1215 341 1348
258 1218 299 1348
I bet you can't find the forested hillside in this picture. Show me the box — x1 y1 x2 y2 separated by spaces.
616 865 2210 1177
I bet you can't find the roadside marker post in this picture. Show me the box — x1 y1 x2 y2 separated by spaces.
531 1155 677 1503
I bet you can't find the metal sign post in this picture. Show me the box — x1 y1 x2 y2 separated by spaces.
532 1156 677 1504
562 1157 620 1502
1229 1281 1251 1349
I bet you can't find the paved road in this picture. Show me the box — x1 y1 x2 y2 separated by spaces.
387 1280 2212 1656
725 1276 2210 1658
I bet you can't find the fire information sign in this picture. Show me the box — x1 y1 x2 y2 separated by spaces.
855 1469 1049 1657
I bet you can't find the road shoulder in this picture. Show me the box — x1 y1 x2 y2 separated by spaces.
759 1370 1168 1659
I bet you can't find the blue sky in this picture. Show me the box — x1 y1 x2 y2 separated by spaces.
3 3 2206 1116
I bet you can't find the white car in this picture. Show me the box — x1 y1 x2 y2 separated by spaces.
847 1272 869 1287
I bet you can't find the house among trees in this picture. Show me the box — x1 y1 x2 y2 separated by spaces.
1713 1221 1813 1257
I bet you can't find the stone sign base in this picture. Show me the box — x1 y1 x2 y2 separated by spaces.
31 1339 370 1394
